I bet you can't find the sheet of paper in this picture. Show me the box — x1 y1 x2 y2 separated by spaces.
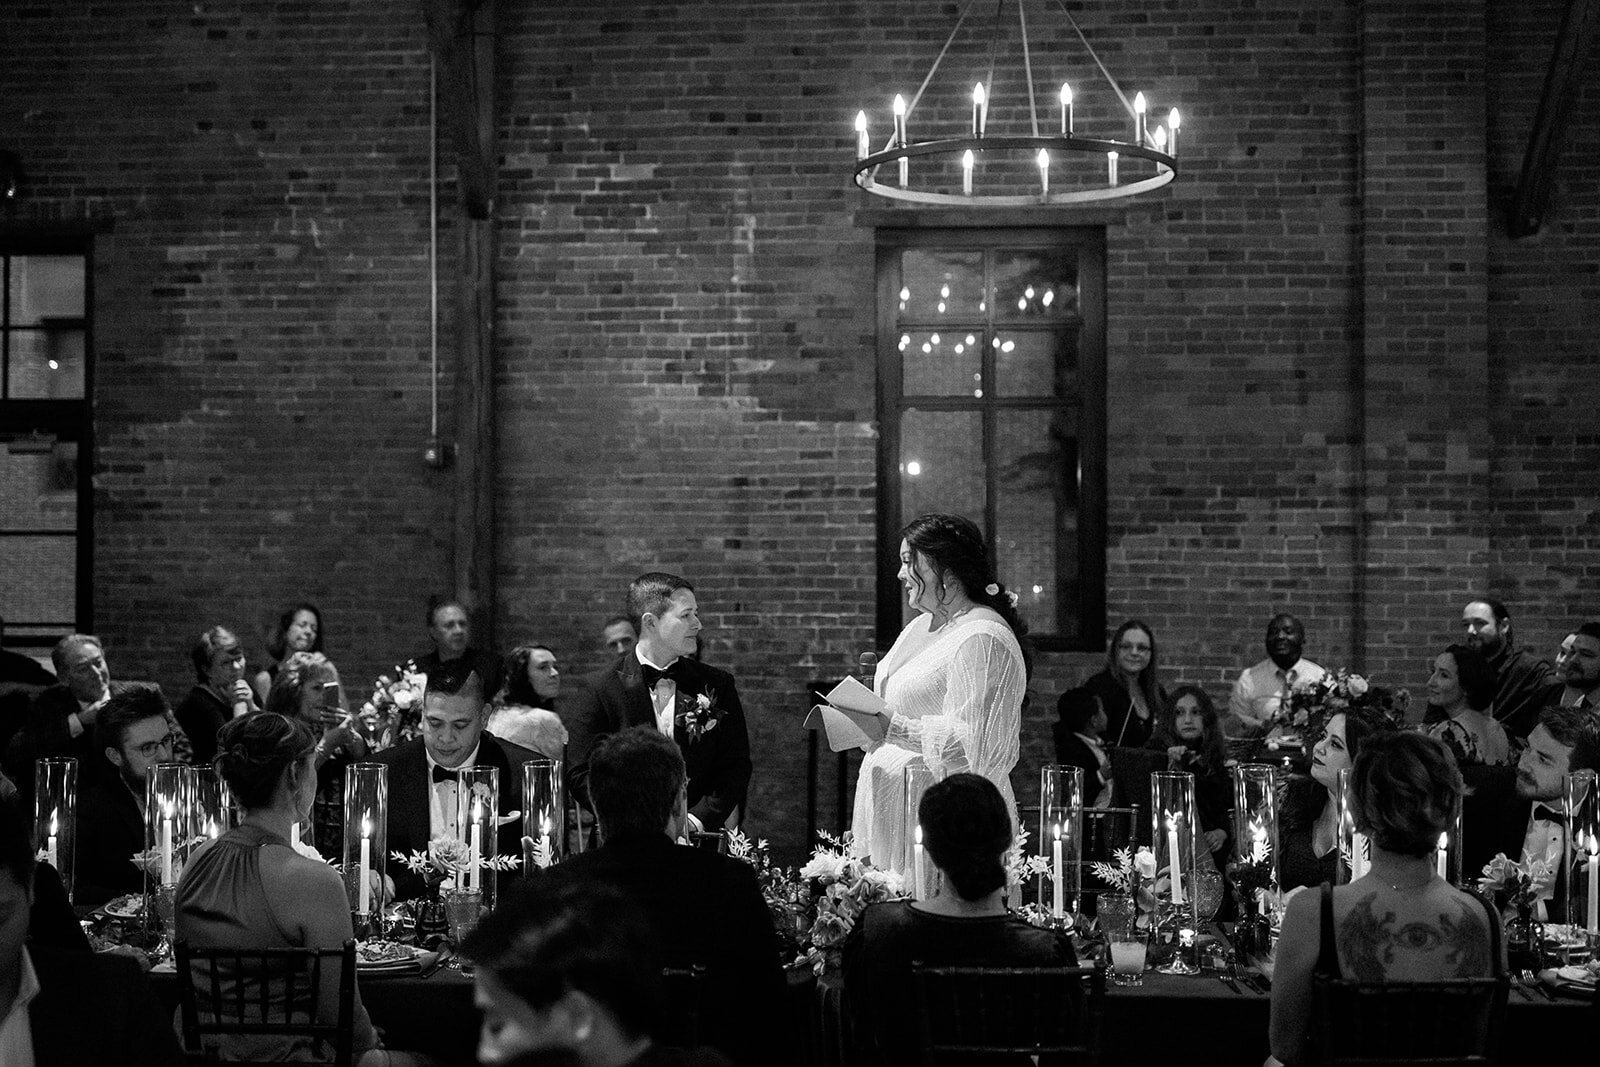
822 675 889 717
803 703 885 752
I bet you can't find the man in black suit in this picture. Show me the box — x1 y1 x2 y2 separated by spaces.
76 685 177 907
548 726 786 1066
410 595 505 699
372 677 537 901
1462 703 1600 918
564 572 751 834
0 795 183 1066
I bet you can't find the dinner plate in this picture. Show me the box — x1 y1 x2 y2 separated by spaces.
103 894 145 920
1537 965 1597 999
355 940 428 977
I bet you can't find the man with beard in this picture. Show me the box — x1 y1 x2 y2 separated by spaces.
1460 597 1554 739
1225 613 1325 737
1462 704 1600 920
1540 621 1600 712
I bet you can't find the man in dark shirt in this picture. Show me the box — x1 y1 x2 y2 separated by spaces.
547 726 786 1067
1460 597 1555 739
410 595 503 699
76 686 177 907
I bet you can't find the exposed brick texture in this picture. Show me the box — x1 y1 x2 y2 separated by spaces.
2 0 1596 861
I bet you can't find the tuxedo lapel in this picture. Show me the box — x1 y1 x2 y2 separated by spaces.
613 655 656 728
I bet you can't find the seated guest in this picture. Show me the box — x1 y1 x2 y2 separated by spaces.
487 644 568 761
465 879 733 1067
1462 704 1600 920
76 685 177 907
1080 620 1166 748
264 651 368 860
1278 706 1396 891
1542 621 1600 710
372 677 536 901
412 595 504 699
547 727 784 1067
842 773 1079 1067
6 634 192 792
1459 596 1554 738
0 614 54 761
1423 643 1511 770
251 602 339 705
1270 732 1500 1067
0 800 184 1066
600 613 639 659
1226 613 1324 738
174 626 261 765
176 714 424 1066
1052 687 1110 808
1150 684 1232 866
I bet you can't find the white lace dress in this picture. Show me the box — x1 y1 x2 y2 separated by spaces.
850 609 1026 873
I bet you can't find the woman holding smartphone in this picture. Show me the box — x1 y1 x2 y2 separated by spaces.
263 651 367 858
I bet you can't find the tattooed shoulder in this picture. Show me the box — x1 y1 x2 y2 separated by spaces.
1337 892 1489 981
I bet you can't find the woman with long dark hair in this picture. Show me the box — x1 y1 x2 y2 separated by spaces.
849 513 1030 874
1149 684 1231 865
1082 619 1166 748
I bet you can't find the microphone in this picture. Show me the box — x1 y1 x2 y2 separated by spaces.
858 651 878 684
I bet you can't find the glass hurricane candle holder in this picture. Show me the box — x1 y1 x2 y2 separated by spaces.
522 758 563 872
903 763 936 898
33 758 78 903
1038 764 1084 927
1150 771 1201 974
1335 767 1370 885
1229 764 1279 959
195 767 235 843
1564 769 1599 946
341 763 388 940
457 766 500 909
145 763 198 944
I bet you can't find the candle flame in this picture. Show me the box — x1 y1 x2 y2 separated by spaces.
962 149 973 169
893 94 906 117
1168 107 1181 131
1053 822 1062 842
362 816 372 838
972 83 984 107
1060 83 1072 106
1134 91 1146 114
1154 127 1168 150
162 800 175 818
542 817 553 835
473 799 483 821
49 809 58 835
855 110 867 133
1438 832 1448 850
914 824 923 845
1037 149 1049 170
1590 833 1599 853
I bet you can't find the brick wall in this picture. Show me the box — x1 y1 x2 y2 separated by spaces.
3 0 1597 862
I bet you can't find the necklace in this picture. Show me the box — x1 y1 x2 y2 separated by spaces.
1380 870 1438 892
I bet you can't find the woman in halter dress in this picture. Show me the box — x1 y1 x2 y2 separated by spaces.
851 514 1032 874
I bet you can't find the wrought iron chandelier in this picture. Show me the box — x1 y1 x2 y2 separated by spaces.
850 0 1183 206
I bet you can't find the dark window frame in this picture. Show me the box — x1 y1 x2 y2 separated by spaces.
874 226 1106 652
0 233 95 644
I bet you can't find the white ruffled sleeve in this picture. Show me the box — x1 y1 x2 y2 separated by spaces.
882 628 1024 785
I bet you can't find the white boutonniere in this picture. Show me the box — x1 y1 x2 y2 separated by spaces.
675 688 724 742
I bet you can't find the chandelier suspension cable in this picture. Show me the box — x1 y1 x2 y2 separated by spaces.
1017 0 1041 138
1051 0 1136 120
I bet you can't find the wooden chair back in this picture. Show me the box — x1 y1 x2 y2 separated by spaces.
1308 975 1508 1066
911 963 1105 1066
174 938 356 1067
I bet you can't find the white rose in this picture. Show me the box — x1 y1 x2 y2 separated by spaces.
393 690 416 709
1133 848 1157 879
1347 675 1369 696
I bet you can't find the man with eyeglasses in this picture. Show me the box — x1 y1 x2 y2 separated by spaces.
75 685 176 907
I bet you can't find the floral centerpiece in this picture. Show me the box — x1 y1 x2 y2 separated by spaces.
392 836 522 942
1275 667 1409 738
726 829 809 958
1090 846 1158 919
359 664 428 751
1479 850 1555 971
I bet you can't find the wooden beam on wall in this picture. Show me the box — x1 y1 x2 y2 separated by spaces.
1509 0 1600 238
423 0 499 645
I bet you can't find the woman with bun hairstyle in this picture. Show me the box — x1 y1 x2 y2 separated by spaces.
850 514 1031 875
175 714 422 1065
843 774 1077 1067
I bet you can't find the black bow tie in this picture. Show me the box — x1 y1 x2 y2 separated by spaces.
431 764 461 785
1532 804 1565 824
641 660 686 689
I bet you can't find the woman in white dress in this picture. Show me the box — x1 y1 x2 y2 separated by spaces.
851 514 1031 874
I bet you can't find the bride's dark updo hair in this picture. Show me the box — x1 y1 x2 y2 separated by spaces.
214 713 318 810
919 773 1013 901
899 512 1032 675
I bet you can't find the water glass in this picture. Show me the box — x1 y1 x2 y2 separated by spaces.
1099 893 1147 987
443 886 484 974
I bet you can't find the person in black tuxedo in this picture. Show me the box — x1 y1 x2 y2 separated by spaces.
564 573 751 834
1462 703 1600 918
0 795 183 1066
1052 686 1111 807
546 726 785 1067
372 678 538 901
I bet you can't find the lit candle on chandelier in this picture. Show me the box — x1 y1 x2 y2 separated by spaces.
1037 149 1050 197
961 149 974 196
1108 151 1119 186
1060 83 1073 135
971 82 986 137
1153 127 1168 170
1134 91 1147 147
1168 108 1181 157
893 94 909 187
855 110 869 160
